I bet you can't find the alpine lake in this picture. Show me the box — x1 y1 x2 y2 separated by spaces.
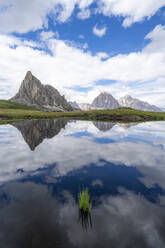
0 118 165 248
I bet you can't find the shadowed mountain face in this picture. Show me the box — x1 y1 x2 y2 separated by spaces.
12 119 68 150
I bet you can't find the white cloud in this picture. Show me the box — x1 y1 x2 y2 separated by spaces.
78 0 94 9
40 31 59 40
0 0 164 34
0 25 165 106
0 0 93 33
79 34 85 39
77 8 91 19
97 0 165 27
93 25 107 37
144 24 165 53
96 52 109 59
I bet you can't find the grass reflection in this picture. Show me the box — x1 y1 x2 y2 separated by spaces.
78 188 92 229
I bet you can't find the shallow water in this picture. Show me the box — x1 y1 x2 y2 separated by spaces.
0 119 165 248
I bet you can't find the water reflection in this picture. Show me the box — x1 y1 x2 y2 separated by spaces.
12 119 67 150
79 207 92 230
93 121 137 132
93 121 116 131
0 119 165 247
0 182 165 248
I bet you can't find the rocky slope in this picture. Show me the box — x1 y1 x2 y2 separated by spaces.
91 92 119 109
10 71 73 112
118 95 162 112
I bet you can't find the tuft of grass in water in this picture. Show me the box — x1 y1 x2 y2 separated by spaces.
78 188 92 213
78 188 93 229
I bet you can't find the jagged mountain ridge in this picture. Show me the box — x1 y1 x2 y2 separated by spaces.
10 71 73 112
118 95 162 112
76 93 161 112
77 93 119 111
10 72 161 112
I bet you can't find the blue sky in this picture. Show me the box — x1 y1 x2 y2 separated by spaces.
0 0 165 107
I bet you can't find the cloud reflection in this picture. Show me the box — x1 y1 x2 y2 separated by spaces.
0 120 165 192
0 182 165 248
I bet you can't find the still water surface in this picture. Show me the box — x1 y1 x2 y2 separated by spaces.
0 119 165 247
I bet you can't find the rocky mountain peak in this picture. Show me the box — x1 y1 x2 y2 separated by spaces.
25 71 33 80
124 95 132 99
91 92 119 109
118 95 162 112
10 71 73 112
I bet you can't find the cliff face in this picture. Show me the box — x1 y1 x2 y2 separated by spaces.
10 71 73 112
118 95 162 112
91 92 119 109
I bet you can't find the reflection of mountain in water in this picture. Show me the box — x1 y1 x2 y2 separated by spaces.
93 122 116 132
118 123 139 129
12 119 67 150
93 121 139 132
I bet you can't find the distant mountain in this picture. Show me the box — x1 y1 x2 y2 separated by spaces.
118 95 162 112
77 92 161 112
69 101 80 110
78 103 92 111
10 71 73 112
91 92 119 109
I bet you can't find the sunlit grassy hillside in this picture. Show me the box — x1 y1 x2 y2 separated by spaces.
0 103 165 124
0 100 35 110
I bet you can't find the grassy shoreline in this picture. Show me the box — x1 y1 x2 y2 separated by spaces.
0 107 165 125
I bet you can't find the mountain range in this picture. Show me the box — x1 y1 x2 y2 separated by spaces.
75 92 162 112
10 72 162 112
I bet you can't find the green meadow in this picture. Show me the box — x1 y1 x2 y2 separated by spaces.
0 100 165 124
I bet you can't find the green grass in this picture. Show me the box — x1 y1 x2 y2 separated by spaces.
0 100 165 123
0 100 35 110
78 188 92 213
0 108 165 122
